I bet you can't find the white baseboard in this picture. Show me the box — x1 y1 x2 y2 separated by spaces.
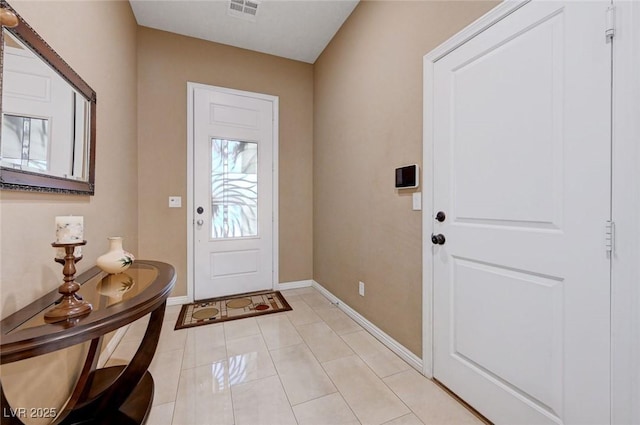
312 280 423 373
167 295 189 306
97 325 129 368
277 280 313 291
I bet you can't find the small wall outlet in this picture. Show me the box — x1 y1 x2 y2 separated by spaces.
359 281 365 296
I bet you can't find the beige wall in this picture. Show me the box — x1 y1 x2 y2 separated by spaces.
137 27 314 298
313 0 498 356
0 0 138 420
0 0 138 320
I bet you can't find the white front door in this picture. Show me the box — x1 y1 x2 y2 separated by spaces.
431 1 611 424
192 85 276 300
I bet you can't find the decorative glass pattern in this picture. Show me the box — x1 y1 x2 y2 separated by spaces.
1 114 49 171
211 139 258 239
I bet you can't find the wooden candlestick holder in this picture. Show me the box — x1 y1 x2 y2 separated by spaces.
44 241 92 323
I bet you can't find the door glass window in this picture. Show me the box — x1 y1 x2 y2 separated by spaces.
1 114 49 171
211 139 258 239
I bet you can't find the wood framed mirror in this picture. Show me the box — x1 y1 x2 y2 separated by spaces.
0 1 96 195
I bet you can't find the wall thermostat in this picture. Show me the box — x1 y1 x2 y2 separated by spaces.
395 164 419 189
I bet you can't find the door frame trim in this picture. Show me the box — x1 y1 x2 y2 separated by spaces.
610 2 640 423
423 1 640 423
186 82 279 303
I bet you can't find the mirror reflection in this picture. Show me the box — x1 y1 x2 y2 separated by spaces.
0 1 96 195
1 29 91 182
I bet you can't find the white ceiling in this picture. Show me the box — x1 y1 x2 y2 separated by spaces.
129 0 359 64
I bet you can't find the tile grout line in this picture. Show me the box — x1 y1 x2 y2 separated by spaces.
325 351 413 425
256 312 301 424
165 307 187 425
380 370 426 425
170 324 187 425
291 290 411 425
326 308 417 425
315 355 363 424
282 293 361 424
219 321 238 425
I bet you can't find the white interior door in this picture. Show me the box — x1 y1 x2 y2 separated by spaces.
431 1 612 424
2 34 75 176
193 86 275 300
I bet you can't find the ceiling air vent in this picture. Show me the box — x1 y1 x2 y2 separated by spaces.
228 0 259 22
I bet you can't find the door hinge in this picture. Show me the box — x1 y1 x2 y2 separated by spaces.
605 220 615 254
606 5 616 40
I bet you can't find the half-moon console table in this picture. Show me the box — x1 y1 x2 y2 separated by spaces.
0 260 176 425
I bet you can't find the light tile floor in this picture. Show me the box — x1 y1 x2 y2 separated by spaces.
106 287 483 425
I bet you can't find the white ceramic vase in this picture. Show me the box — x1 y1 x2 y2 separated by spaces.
96 237 135 274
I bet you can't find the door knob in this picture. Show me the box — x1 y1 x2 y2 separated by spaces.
435 211 446 222
197 206 204 215
196 219 204 226
431 234 446 245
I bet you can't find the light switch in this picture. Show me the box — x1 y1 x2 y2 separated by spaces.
412 192 422 211
169 196 182 208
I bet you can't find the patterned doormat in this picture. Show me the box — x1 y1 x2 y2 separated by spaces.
174 290 292 330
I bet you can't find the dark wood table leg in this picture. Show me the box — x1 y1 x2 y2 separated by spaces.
0 382 25 425
61 302 166 424
51 337 102 425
